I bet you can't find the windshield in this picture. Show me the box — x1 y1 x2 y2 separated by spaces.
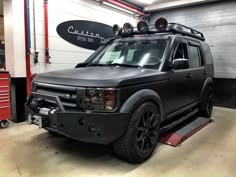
89 40 168 69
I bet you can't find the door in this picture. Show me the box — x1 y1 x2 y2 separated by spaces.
187 41 207 101
165 39 194 114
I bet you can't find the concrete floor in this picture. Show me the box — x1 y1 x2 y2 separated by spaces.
0 107 236 177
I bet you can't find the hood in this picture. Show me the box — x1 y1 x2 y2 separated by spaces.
34 66 168 87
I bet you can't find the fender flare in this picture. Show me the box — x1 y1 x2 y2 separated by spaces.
200 77 214 99
120 89 164 120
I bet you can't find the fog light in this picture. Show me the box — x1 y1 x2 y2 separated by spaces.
80 97 91 108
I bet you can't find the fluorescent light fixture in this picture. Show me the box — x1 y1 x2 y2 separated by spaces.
103 1 135 15
137 0 156 4
144 0 220 12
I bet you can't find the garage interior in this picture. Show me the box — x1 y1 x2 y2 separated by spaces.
0 0 236 176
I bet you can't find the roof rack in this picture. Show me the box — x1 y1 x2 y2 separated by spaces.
168 23 205 41
120 23 205 41
114 19 205 41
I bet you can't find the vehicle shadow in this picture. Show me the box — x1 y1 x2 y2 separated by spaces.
20 131 146 176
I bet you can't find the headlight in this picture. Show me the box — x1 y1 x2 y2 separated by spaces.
79 88 116 111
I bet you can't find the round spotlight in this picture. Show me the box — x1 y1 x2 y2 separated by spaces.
155 18 168 32
113 24 122 36
80 97 90 109
123 23 134 35
137 21 149 33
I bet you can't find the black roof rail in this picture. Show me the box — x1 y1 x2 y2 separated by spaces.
168 23 205 41
119 22 205 41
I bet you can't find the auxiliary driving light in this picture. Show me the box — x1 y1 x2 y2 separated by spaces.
113 24 122 36
137 20 149 33
155 18 168 31
123 22 134 35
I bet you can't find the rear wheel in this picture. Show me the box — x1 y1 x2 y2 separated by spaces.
199 87 213 118
113 102 161 163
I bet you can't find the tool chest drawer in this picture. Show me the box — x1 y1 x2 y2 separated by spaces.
0 72 10 120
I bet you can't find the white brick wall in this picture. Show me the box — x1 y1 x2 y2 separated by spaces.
29 0 137 74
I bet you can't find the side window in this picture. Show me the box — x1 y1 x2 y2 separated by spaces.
189 45 204 68
173 43 188 59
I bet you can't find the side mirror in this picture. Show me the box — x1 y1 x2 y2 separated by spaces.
171 59 189 70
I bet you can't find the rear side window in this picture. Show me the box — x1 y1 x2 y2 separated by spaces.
189 45 204 68
202 43 213 65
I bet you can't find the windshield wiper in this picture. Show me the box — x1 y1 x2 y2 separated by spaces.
108 63 141 68
88 63 141 68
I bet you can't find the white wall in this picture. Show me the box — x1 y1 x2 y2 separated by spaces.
30 0 137 74
4 0 26 77
150 1 236 79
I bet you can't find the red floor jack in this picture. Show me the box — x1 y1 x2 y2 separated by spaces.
160 111 211 147
0 71 10 128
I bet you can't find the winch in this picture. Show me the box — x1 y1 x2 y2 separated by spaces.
27 107 57 128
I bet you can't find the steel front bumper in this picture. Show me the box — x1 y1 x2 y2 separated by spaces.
25 92 130 144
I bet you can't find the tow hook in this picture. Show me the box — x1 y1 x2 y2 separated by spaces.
27 114 43 128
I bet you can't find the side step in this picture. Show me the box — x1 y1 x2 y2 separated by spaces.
159 117 211 147
160 108 199 134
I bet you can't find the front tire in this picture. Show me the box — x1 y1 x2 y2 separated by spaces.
199 87 213 118
113 102 161 163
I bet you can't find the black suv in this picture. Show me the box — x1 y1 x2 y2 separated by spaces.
25 18 214 163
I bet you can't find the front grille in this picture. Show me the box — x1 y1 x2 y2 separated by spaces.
35 82 78 110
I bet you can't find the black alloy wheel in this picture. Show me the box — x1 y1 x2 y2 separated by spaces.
206 91 213 115
200 87 214 118
136 110 159 154
113 102 161 163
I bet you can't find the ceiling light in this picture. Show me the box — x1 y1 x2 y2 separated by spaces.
137 0 156 4
103 1 135 15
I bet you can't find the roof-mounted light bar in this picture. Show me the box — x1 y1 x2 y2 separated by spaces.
155 18 168 32
112 18 205 41
113 24 122 36
137 21 149 33
123 23 134 36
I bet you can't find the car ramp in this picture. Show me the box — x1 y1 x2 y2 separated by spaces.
159 116 212 147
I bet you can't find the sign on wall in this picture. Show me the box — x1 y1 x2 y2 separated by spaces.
56 20 113 50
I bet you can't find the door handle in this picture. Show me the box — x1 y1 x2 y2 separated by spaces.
203 70 207 75
186 73 192 79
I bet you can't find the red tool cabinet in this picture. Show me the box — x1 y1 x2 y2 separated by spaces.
0 71 10 128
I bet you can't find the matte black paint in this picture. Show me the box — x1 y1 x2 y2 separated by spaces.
34 67 168 87
26 32 214 144
56 20 113 50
